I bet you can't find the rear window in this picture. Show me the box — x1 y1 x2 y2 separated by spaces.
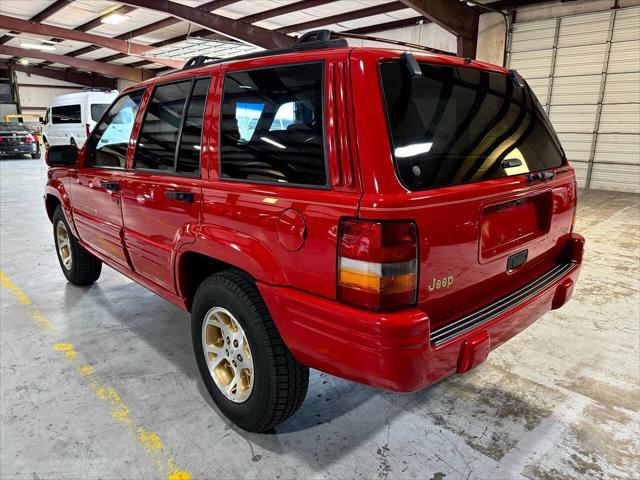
52 104 81 124
90 103 109 122
379 61 565 191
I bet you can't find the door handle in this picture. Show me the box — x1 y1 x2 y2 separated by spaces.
101 181 120 191
165 191 194 203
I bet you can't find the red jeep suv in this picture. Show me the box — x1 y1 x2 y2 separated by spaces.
44 31 584 432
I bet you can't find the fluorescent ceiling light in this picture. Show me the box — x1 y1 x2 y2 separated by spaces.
101 13 130 25
394 142 433 158
260 136 286 149
20 42 56 51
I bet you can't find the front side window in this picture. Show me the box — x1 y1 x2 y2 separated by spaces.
85 90 144 168
52 104 81 124
220 63 326 186
380 61 565 190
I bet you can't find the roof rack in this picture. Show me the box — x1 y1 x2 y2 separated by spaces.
178 29 455 72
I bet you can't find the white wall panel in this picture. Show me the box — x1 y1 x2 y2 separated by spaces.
554 44 606 77
603 72 640 103
549 104 598 133
558 133 594 162
608 40 640 73
557 11 611 47
551 75 601 105
599 104 640 134
594 134 640 164
509 50 553 79
590 163 640 192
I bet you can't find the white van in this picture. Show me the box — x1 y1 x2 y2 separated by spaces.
43 89 118 148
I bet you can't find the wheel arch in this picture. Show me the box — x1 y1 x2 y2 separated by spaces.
175 234 286 311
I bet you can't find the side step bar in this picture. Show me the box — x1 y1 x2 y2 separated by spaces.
430 262 576 347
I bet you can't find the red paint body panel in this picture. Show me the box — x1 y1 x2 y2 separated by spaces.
45 45 585 393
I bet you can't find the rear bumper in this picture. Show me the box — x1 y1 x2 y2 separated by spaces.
258 233 585 392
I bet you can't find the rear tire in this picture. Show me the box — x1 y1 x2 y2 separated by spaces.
192 269 308 432
53 206 101 285
31 153 39 159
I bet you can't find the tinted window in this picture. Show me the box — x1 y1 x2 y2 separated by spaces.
85 90 143 168
90 103 109 122
380 62 565 190
220 63 326 186
177 78 210 174
134 81 191 171
52 104 81 124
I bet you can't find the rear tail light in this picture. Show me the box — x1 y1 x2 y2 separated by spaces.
24 134 35 143
338 219 418 311
85 123 91 138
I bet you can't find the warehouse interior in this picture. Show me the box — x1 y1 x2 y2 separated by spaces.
0 1 639 479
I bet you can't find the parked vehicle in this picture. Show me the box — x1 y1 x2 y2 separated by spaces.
0 122 40 158
44 31 584 433
42 89 118 149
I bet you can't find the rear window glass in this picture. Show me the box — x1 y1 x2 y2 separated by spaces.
379 61 565 190
52 104 81 124
220 62 326 186
90 103 109 122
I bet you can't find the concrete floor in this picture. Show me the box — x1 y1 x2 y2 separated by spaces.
1 156 638 480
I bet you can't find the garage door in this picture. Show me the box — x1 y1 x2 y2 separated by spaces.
507 6 640 192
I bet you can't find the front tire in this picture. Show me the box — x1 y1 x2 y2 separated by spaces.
53 206 102 285
31 153 39 159
192 270 309 432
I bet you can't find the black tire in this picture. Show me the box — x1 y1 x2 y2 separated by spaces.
52 206 102 285
70 138 77 147
192 270 309 432
31 153 40 159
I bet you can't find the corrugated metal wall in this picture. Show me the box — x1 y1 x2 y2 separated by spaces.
508 6 640 192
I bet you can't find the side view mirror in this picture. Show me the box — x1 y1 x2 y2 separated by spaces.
46 145 78 167
39 116 44 123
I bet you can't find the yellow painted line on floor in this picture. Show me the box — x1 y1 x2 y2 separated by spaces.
1 270 191 480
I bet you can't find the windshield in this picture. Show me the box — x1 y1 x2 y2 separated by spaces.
91 103 110 122
379 61 565 190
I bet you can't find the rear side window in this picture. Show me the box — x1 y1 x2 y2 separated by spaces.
379 61 565 190
52 104 81 124
134 78 209 175
220 62 326 186
90 104 109 122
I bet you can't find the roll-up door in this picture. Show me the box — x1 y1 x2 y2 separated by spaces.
508 6 640 192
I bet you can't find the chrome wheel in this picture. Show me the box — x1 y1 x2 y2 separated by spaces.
56 221 72 270
201 307 254 403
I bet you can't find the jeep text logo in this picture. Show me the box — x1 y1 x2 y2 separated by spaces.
428 275 454 292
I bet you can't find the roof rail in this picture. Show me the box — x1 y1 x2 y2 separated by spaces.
177 29 455 73
332 31 455 57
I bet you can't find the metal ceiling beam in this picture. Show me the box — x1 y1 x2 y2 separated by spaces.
0 0 72 45
344 16 426 35
277 1 408 34
75 5 137 32
0 46 153 82
398 0 479 58
1 62 116 89
0 15 184 69
116 0 294 48
240 0 337 24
